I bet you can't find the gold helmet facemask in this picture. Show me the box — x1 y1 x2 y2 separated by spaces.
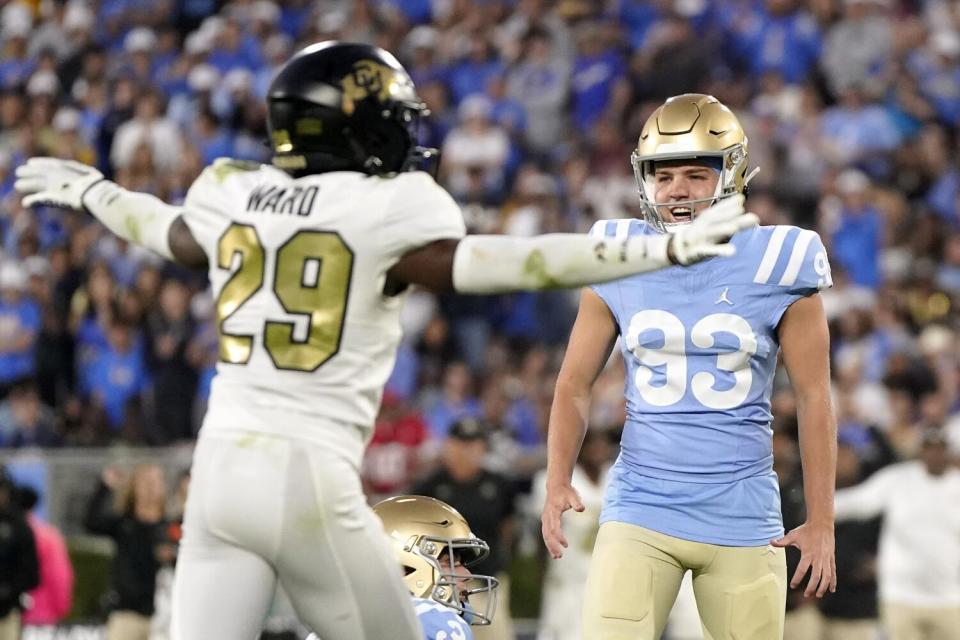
631 93 755 233
374 495 500 625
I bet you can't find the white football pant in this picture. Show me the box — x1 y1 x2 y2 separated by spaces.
171 429 422 640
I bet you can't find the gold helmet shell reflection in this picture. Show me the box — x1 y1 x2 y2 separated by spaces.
631 93 751 232
373 495 499 625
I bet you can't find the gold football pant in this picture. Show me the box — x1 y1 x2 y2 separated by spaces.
582 521 787 640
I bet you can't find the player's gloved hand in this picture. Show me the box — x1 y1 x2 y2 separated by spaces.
15 157 104 212
667 194 758 265
542 482 585 560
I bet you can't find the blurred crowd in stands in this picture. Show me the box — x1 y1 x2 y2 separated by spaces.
1 0 960 637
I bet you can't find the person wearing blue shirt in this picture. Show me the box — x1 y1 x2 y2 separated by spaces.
830 170 883 289
80 318 150 430
542 94 838 639
570 26 627 131
724 1 821 84
0 263 41 389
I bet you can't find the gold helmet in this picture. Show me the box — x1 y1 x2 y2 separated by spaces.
631 93 751 232
373 495 499 625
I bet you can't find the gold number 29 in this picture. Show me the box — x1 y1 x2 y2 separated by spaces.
215 224 354 372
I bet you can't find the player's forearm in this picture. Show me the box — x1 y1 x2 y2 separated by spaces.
545 380 591 486
796 394 837 526
81 181 181 260
452 233 673 294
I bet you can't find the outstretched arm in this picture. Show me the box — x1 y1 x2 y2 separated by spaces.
15 158 207 270
389 195 757 293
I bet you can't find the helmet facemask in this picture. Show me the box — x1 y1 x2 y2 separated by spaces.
406 534 500 625
630 93 753 233
631 145 748 233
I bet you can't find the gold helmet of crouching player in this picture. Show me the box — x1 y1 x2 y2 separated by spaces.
632 93 754 232
374 495 499 625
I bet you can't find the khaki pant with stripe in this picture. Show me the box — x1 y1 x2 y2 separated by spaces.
582 522 786 640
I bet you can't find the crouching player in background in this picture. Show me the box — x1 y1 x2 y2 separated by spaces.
309 495 498 640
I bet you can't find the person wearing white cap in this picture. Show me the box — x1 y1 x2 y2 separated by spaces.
829 169 883 289
441 94 510 199
51 107 96 166
0 16 35 90
110 90 182 171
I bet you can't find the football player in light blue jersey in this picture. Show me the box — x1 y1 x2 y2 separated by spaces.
375 495 499 640
541 94 838 639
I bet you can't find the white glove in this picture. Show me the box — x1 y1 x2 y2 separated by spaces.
15 157 105 211
668 195 758 265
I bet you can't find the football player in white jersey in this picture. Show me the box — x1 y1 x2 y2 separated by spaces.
15 43 757 640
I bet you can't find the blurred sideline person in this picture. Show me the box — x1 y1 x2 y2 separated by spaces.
84 464 171 640
413 417 516 640
16 42 756 640
834 427 960 640
18 486 74 626
529 428 611 640
0 467 39 640
543 94 838 640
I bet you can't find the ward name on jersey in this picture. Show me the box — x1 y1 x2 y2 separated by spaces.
181 158 466 442
589 218 833 546
245 183 320 216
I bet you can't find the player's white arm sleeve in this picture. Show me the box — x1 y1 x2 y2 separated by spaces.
452 195 755 293
81 181 180 260
452 232 672 293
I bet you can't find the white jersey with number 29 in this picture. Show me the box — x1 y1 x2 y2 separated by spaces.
181 159 465 442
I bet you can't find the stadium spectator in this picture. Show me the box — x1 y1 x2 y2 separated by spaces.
0 261 40 394
529 428 611 640
84 464 170 640
0 466 39 640
815 438 881 640
18 485 74 626
0 378 58 447
834 428 960 640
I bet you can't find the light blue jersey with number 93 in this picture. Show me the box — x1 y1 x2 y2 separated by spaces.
589 219 832 546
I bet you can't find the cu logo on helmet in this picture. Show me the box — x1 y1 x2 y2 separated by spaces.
341 61 395 114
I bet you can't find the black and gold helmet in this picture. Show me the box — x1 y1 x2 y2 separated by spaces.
267 41 436 176
632 93 753 232
373 495 499 625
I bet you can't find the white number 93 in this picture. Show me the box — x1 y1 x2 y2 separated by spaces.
625 310 758 410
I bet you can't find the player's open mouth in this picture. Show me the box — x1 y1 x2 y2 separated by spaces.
670 206 693 222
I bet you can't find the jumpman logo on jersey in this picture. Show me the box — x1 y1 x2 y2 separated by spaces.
715 287 734 306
